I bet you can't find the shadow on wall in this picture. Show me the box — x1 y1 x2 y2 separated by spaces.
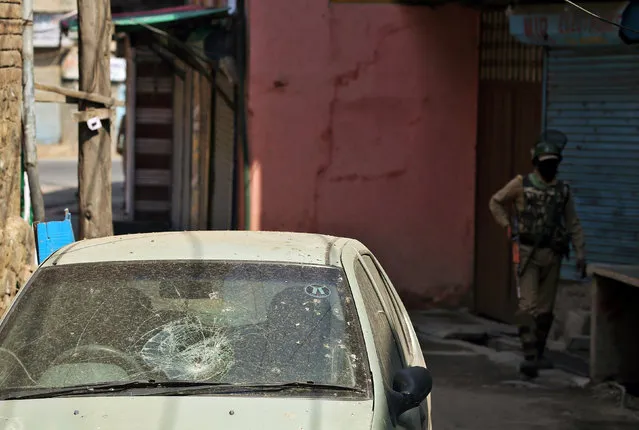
248 2 479 308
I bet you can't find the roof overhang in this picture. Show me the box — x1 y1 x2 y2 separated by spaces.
328 0 613 8
61 5 230 33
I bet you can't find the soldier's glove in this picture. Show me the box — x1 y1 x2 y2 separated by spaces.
576 259 587 279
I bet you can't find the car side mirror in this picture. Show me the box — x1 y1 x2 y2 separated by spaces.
387 366 433 424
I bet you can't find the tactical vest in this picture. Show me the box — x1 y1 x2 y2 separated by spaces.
518 174 570 249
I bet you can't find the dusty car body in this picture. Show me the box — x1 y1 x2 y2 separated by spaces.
0 231 432 429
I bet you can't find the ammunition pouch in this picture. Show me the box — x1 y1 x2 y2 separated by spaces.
550 229 570 259
519 230 570 259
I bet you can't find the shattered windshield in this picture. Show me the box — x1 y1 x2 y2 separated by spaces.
0 261 369 398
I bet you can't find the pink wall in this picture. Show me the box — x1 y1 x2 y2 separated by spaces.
247 1 479 308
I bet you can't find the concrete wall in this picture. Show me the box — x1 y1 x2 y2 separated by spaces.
550 280 591 350
34 0 75 13
247 2 479 307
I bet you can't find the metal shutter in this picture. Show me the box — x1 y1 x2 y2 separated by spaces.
210 72 235 230
545 46 639 279
133 47 174 222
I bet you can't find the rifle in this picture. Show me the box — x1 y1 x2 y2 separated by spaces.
511 214 522 299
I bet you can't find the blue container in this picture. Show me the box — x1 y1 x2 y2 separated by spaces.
35 211 75 265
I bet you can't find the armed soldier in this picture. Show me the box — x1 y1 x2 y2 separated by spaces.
489 131 586 379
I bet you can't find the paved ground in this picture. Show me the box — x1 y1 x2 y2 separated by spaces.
40 158 123 193
40 158 125 231
413 311 639 429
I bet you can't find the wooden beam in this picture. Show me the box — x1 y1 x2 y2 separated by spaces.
35 82 124 107
77 0 114 239
34 90 65 103
72 108 111 123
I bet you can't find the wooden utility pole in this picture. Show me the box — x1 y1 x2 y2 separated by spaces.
77 0 113 239
23 0 45 223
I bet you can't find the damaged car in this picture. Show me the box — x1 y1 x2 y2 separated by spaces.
0 231 432 429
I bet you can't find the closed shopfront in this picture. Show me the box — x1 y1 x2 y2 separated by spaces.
509 2 639 281
545 46 639 279
211 71 236 230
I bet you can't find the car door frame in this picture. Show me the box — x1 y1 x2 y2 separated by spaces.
341 242 397 429
357 249 431 430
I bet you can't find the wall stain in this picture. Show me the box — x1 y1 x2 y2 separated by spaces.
329 169 407 183
407 115 423 126
271 79 289 91
310 22 410 232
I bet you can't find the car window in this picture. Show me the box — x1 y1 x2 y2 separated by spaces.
0 261 370 399
361 254 412 359
354 260 403 387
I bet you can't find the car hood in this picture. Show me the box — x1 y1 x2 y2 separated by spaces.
0 396 374 429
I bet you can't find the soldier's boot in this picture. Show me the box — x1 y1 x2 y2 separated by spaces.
535 313 554 370
518 325 539 380
519 359 539 380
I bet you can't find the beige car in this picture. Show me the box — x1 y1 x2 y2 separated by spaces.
0 231 432 429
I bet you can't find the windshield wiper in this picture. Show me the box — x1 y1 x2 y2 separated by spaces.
240 382 362 392
0 381 363 400
154 381 365 396
0 380 231 400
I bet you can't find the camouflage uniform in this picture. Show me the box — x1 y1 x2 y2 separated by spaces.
489 142 586 378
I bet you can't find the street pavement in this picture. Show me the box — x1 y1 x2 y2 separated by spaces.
40 158 125 232
40 158 124 194
413 310 639 429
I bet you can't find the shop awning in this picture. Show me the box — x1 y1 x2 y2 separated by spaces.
508 1 639 47
61 5 229 33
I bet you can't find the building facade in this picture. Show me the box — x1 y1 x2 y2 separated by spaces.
246 1 479 307
33 0 126 148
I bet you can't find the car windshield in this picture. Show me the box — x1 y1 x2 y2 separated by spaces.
0 260 369 398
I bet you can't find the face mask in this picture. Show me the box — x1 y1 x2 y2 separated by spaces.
537 159 559 182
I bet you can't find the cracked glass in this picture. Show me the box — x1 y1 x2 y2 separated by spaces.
0 260 369 397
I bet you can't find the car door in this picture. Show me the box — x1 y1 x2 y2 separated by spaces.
359 253 428 430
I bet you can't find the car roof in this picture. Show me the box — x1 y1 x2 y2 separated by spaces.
41 231 361 268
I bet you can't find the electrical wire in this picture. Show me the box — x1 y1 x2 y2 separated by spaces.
564 0 639 35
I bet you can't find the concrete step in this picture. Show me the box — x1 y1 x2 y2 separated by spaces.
567 335 590 353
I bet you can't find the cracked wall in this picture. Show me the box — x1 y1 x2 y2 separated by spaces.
0 0 36 316
247 2 479 308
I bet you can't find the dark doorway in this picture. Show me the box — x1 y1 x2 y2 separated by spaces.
473 11 544 323
474 81 543 323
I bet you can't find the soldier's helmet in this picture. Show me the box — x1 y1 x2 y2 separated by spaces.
531 129 567 164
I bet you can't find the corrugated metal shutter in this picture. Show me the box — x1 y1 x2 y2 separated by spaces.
210 72 235 230
133 47 174 222
545 46 639 280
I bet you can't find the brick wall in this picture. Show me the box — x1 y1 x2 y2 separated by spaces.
0 0 37 316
